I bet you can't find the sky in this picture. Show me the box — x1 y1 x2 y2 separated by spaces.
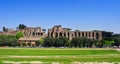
0 0 120 33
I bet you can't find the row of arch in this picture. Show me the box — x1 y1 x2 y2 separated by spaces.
24 32 44 36
48 31 102 40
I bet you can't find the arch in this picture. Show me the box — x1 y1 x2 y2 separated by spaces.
96 32 99 39
64 32 66 36
82 32 84 37
55 32 58 37
68 32 70 37
75 32 77 37
32 32 35 36
59 32 62 37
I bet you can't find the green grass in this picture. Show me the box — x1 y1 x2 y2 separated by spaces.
0 48 120 64
0 48 119 56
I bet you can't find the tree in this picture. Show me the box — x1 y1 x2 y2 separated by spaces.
0 35 18 46
65 28 71 32
54 37 61 47
112 34 120 47
39 38 44 45
104 40 115 48
36 38 44 46
42 29 46 32
18 24 27 29
43 37 55 47
15 32 24 39
57 37 69 47
8 37 18 46
71 37 82 47
96 41 103 48
0 35 8 46
102 31 113 40
3 26 8 32
83 38 90 48
43 37 69 47
71 37 96 48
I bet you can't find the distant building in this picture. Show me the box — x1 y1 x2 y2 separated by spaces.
0 28 17 35
48 25 102 40
0 25 110 46
18 27 46 46
19 27 46 37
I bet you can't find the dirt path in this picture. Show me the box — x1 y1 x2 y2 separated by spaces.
2 61 120 64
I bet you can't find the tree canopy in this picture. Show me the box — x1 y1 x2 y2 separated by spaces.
0 35 19 46
3 26 8 32
17 24 27 29
15 32 24 39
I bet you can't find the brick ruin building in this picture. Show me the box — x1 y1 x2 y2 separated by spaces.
48 25 102 40
0 27 46 46
18 27 46 46
0 25 104 46
0 28 17 35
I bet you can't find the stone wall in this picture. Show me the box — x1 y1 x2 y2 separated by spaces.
19 27 46 38
48 25 102 40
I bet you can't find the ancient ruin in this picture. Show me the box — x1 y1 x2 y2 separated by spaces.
0 25 103 46
48 25 102 40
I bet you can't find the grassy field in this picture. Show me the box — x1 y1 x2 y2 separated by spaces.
0 48 120 64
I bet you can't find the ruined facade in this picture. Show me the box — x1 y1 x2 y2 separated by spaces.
18 27 46 46
48 25 102 40
19 27 46 37
0 25 103 42
0 28 17 35
0 25 104 46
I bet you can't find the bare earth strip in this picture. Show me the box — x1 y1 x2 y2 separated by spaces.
72 62 120 64
0 47 115 50
2 61 120 64
0 54 120 58
2 61 61 64
116 49 120 52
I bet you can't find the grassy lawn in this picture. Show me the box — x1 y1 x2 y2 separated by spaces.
0 48 120 64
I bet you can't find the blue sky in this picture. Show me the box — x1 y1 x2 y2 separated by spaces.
0 0 120 33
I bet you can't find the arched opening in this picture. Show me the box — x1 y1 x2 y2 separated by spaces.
38 33 40 36
78 32 80 37
55 32 58 37
96 32 99 39
64 33 66 37
59 32 62 37
51 32 53 37
68 32 70 37
92 32 94 37
82 32 84 37
75 32 77 37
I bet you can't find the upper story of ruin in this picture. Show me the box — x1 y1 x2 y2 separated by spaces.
48 25 102 40
19 27 46 37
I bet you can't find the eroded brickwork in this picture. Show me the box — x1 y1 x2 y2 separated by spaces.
19 27 46 38
0 25 102 41
48 25 102 40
